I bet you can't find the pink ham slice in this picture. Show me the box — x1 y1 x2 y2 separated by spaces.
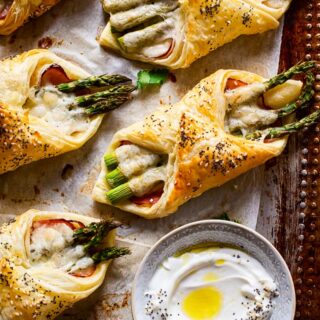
131 188 164 207
40 65 71 87
156 39 175 60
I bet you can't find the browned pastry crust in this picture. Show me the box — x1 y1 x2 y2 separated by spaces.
0 0 60 35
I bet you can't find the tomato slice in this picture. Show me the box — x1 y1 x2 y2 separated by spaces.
120 140 133 146
31 219 96 278
70 265 96 278
225 78 248 91
131 189 164 207
40 64 71 86
0 1 13 19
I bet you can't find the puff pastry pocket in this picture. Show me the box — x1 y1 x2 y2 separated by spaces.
0 0 61 35
92 62 319 218
98 0 292 69
0 209 129 320
0 49 135 174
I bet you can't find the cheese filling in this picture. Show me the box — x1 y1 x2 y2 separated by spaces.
103 0 151 13
107 0 181 59
110 1 178 32
224 79 303 137
225 82 278 135
116 144 161 177
30 223 94 274
23 85 91 136
128 165 166 196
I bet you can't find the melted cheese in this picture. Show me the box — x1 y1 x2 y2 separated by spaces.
119 17 175 52
107 0 181 58
30 223 74 262
30 223 94 274
225 82 266 107
129 165 166 196
116 144 161 177
227 104 277 134
110 1 178 32
225 80 303 135
24 86 91 136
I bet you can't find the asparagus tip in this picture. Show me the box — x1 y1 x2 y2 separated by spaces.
92 247 131 263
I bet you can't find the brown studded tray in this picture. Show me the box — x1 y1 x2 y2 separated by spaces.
266 1 320 318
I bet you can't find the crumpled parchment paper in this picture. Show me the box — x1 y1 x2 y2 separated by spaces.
0 0 284 318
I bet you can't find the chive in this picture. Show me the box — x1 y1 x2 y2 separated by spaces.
106 182 133 204
104 153 118 171
106 168 128 188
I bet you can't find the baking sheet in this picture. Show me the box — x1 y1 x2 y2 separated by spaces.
0 0 284 318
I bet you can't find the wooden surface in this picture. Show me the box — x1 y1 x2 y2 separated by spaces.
274 0 320 318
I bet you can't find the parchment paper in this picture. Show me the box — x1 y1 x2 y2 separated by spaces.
0 0 284 318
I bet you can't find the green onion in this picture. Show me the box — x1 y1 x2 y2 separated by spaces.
104 153 118 171
106 182 134 204
106 168 128 188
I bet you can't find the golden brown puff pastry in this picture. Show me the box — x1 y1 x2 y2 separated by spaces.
0 49 134 174
0 209 129 320
98 0 292 69
0 0 60 35
92 63 318 218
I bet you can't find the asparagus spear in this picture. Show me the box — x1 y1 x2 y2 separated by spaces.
106 168 128 188
104 152 118 171
264 61 316 90
85 95 131 115
91 247 131 263
57 74 132 93
73 221 120 251
277 72 315 118
246 110 320 141
107 182 134 204
75 84 136 107
73 221 130 263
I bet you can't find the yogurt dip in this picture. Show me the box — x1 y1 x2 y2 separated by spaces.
144 245 279 320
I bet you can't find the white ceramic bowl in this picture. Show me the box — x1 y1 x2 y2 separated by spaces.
132 220 295 320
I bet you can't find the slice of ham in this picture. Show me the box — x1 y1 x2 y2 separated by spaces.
0 1 13 20
40 64 71 87
131 188 163 207
71 264 96 278
120 140 133 146
225 78 248 91
32 219 78 231
156 39 175 60
31 218 96 278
